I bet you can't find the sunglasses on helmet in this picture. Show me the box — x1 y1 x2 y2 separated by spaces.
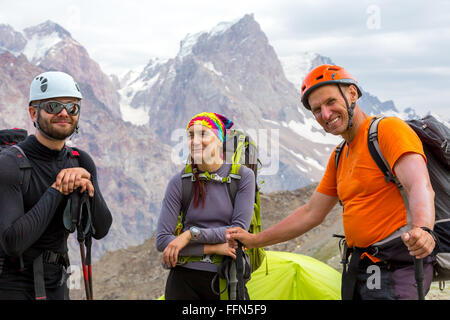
32 100 80 116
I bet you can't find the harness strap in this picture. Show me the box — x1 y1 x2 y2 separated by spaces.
177 254 224 265
341 247 375 300
33 253 46 300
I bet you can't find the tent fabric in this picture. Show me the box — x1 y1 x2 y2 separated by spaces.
158 250 341 300
246 250 341 300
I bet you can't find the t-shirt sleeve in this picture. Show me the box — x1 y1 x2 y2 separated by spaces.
378 117 426 175
316 146 339 197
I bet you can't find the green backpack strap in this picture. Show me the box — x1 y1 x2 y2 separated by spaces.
219 277 229 300
226 163 241 206
176 164 194 235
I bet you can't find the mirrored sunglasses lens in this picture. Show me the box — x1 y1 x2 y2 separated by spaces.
44 102 63 114
67 103 80 115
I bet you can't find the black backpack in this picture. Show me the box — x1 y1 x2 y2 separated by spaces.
335 115 450 288
0 129 33 193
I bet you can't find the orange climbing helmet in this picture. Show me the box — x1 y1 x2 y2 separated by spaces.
300 64 362 110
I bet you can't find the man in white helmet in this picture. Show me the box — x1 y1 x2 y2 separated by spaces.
0 71 112 300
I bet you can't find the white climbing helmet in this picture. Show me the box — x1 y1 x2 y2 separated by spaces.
29 71 82 105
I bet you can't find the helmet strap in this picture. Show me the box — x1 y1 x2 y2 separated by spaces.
68 125 79 141
336 84 355 130
34 108 60 142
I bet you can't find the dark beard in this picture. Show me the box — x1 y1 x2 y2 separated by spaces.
38 116 78 140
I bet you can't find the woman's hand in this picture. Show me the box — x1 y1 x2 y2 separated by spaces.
163 231 191 267
204 243 236 259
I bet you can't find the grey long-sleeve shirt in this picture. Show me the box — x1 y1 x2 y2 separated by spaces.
156 163 255 272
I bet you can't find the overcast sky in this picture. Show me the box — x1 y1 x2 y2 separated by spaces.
1 0 449 118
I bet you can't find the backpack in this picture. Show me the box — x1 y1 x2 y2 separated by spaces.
174 129 266 299
335 115 450 289
0 128 81 299
0 129 33 194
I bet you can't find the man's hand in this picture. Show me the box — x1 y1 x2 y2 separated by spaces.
401 227 435 259
52 167 94 196
226 227 257 249
163 231 191 268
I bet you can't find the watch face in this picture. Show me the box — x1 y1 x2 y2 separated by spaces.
191 227 200 239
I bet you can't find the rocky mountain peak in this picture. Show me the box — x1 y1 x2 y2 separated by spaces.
177 13 280 79
23 20 72 40
21 21 77 65
0 24 27 53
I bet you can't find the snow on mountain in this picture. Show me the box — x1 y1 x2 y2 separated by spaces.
21 20 77 64
0 20 83 66
119 74 155 125
280 53 334 92
118 57 169 126
22 31 63 63
279 52 318 91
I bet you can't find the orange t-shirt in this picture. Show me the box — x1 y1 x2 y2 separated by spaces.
317 116 426 251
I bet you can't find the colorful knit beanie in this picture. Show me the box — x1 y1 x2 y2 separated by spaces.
186 112 233 143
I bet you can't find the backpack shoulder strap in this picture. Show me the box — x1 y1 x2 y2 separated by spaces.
334 141 346 207
178 165 194 233
9 145 33 195
334 140 346 169
66 146 81 168
367 116 399 184
366 116 412 226
226 163 242 207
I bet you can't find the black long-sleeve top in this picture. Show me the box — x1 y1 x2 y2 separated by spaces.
0 135 112 289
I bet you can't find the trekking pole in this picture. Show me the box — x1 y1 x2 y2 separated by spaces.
79 240 92 300
78 237 92 300
236 241 245 300
77 193 92 300
229 261 237 300
85 236 94 300
414 257 425 300
77 191 94 300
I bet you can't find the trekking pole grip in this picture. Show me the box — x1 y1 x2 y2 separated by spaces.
414 257 425 300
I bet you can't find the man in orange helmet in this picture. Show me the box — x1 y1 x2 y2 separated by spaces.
226 64 437 300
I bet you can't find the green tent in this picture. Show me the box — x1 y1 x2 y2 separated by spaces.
246 250 341 300
158 250 341 300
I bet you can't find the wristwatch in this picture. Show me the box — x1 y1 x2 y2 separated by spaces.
190 226 201 241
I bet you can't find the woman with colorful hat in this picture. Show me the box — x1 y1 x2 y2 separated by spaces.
156 112 255 299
